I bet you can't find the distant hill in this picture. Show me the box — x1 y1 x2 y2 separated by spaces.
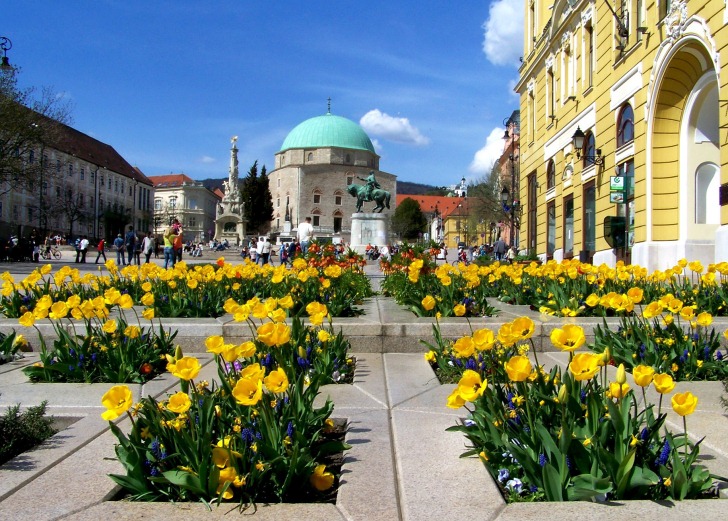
397 180 447 195
200 178 225 192
200 177 442 196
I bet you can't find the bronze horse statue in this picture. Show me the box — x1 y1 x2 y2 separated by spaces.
347 184 391 213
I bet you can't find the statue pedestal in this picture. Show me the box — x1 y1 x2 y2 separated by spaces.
350 213 389 254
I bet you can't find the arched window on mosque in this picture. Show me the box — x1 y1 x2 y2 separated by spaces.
617 104 634 147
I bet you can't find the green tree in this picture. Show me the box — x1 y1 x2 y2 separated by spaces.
391 197 427 241
240 161 274 235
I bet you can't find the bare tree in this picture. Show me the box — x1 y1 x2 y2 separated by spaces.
466 162 508 243
0 70 73 198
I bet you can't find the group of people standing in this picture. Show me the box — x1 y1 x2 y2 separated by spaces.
98 226 156 266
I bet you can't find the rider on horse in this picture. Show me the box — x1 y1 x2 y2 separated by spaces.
357 170 381 201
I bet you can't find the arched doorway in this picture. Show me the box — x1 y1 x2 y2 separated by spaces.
642 36 719 270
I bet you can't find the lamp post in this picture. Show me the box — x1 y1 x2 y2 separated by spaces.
502 117 520 247
571 126 604 166
0 37 13 73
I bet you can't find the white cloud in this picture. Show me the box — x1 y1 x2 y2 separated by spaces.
199 155 216 164
469 127 505 175
482 0 524 67
360 109 430 146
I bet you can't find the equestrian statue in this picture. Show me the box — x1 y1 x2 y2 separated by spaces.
347 170 391 213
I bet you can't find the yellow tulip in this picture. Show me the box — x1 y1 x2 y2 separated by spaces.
550 324 585 352
257 322 291 347
446 388 466 409
167 356 202 381
455 370 487 402
100 385 133 420
472 328 495 351
141 292 155 306
632 365 655 387
609 381 630 399
102 319 118 334
568 353 600 381
511 317 535 341
696 312 713 327
451 336 475 358
652 373 675 394
240 363 265 382
310 464 334 491
205 335 225 355
671 392 698 416
236 341 256 358
49 301 69 320
453 304 466 317
166 391 192 414
118 294 134 309
421 295 436 311
231 377 262 406
263 367 289 393
505 355 533 382
19 312 35 327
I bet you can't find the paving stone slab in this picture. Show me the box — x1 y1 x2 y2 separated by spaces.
392 408 504 521
496 498 727 521
384 353 441 407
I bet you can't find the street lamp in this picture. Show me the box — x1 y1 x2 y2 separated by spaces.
571 126 604 165
0 36 13 73
502 116 520 247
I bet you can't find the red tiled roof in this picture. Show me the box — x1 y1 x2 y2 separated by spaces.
148 173 197 188
395 194 472 218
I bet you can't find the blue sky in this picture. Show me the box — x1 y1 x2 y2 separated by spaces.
4 1 523 187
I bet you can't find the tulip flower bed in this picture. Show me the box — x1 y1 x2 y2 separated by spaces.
425 317 726 502
0 250 372 320
102 309 352 506
381 249 728 319
19 291 177 383
380 245 498 317
589 304 728 381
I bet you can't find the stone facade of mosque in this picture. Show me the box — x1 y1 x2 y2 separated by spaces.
267 111 396 244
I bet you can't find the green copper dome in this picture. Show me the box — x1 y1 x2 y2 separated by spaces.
279 113 375 154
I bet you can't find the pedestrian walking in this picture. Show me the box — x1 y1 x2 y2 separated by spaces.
259 236 271 265
79 236 89 263
142 232 155 263
493 237 507 261
297 217 313 254
124 226 136 266
95 238 107 264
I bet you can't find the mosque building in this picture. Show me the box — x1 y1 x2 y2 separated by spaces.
268 108 397 244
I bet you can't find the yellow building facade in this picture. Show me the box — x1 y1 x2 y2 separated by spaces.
515 0 726 270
